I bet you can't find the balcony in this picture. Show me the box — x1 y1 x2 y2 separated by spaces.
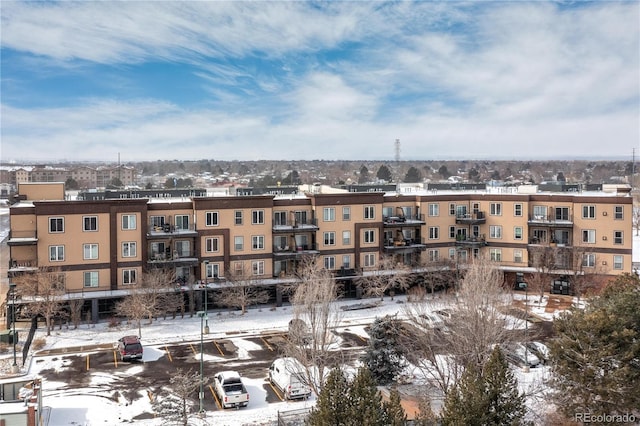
147 223 198 238
272 243 319 258
7 231 38 246
455 211 486 225
455 234 487 248
383 238 427 252
148 250 199 266
383 214 425 227
272 218 319 232
528 214 573 227
8 259 38 274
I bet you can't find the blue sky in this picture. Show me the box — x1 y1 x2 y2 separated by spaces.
1 1 638 163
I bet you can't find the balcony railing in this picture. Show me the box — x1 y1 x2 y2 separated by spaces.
384 238 426 248
528 214 573 226
272 218 318 230
148 223 197 235
455 234 487 247
148 250 197 262
273 243 318 253
383 214 425 225
455 211 486 225
7 231 38 246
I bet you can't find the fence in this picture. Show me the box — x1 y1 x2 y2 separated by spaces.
277 407 312 426
22 317 37 366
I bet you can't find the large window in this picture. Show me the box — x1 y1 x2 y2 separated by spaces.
205 237 219 253
490 225 502 239
429 227 439 240
533 206 547 220
122 242 137 257
428 203 439 217
429 249 439 262
582 253 596 268
206 263 221 279
175 215 189 230
364 254 375 267
234 236 244 251
122 214 136 230
323 207 335 222
175 241 190 257
364 206 375 220
582 205 596 219
274 211 287 226
83 271 99 288
123 269 137 285
324 256 336 270
252 210 265 225
49 245 65 261
252 235 265 250
490 248 502 262
206 211 219 226
490 203 502 216
83 243 98 260
83 216 98 231
324 232 335 246
150 216 165 228
49 217 64 233
252 261 265 276
582 229 596 244
364 229 375 244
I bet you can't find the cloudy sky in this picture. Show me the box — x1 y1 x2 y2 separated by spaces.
1 1 638 163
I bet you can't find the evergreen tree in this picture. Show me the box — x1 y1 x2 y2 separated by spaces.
361 315 407 385
438 165 450 179
307 367 351 426
412 394 438 426
358 165 370 184
348 367 386 425
550 273 640 417
376 164 393 182
404 166 422 183
441 364 488 426
382 388 407 426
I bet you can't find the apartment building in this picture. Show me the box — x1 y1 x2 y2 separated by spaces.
6 182 633 321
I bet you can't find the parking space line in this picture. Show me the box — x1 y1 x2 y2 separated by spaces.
86 354 90 371
213 340 225 356
268 381 284 401
209 384 222 409
189 343 197 354
260 337 274 351
164 346 173 362
113 350 118 368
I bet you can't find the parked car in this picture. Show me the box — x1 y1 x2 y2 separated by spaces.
213 370 249 409
525 341 550 364
268 357 312 400
117 335 143 361
502 343 541 368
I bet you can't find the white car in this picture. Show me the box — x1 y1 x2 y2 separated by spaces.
268 357 312 400
502 343 541 368
525 341 550 364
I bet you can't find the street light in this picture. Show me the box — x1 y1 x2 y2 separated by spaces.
203 261 210 334
197 310 207 413
9 283 18 373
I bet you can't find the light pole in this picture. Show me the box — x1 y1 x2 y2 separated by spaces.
523 281 530 373
9 283 18 373
197 310 206 413
203 261 210 334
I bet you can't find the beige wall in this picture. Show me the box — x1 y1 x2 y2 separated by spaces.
18 182 65 201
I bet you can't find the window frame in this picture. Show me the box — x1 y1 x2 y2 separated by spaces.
323 207 335 222
83 243 99 260
252 261 265 276
83 271 99 288
252 235 265 250
122 241 137 258
364 206 375 220
613 255 623 270
429 226 439 240
490 225 502 239
123 269 137 285
121 214 136 230
582 229 596 244
514 249 523 263
514 204 523 217
490 248 502 262
205 211 219 227
614 206 623 220
364 229 375 244
614 231 623 245
582 253 596 268
252 210 265 225
205 237 219 253
582 205 596 219
363 253 375 268
490 203 502 216
83 216 98 232
49 217 64 233
234 210 243 225
342 207 351 221
342 230 351 245
514 226 523 240
324 231 336 246
49 245 65 261
428 203 439 217
234 236 244 251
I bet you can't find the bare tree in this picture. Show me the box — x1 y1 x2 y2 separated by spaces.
403 256 512 395
152 368 201 426
419 257 458 298
358 255 412 301
115 288 149 338
633 205 640 236
217 263 269 315
566 245 608 304
528 245 558 303
283 256 343 395
13 267 66 336
68 299 84 329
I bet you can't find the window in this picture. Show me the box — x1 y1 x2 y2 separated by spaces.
449 226 456 239
555 207 569 221
428 226 439 240
449 203 456 216
324 256 336 270
150 216 165 228
175 215 189 230
342 255 351 269
122 242 137 257
582 205 596 219
582 229 596 244
252 210 265 225
429 249 439 262
83 216 98 231
614 206 623 220
324 232 335 246
206 263 221 279
582 253 596 268
252 235 265 250
514 227 523 240
233 262 244 275
342 230 351 245
206 211 219 226
514 249 523 263
614 231 623 245
122 214 136 230
514 204 522 217
533 206 547 219
123 269 137 285
83 243 98 260
83 271 99 288
364 254 375 267
364 206 375 219
234 236 244 251
449 248 456 260
364 230 375 244
49 217 64 233
490 225 502 239
342 207 351 221
252 261 265 276
175 241 190 257
613 255 623 270
274 211 287 226
490 248 502 262
49 245 65 261
323 207 335 222
428 203 439 217
205 237 219 253
235 210 243 225
490 203 502 216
